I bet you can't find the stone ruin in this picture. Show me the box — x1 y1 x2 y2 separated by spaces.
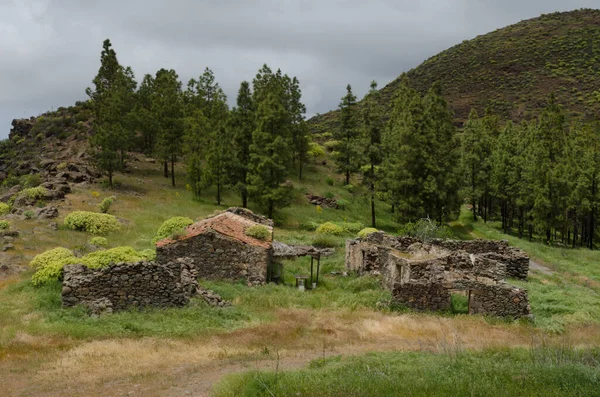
62 207 271 313
346 232 531 318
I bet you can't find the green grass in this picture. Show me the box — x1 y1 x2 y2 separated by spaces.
213 348 600 397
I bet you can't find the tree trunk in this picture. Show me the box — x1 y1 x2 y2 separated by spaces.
242 190 248 209
171 158 175 187
268 200 274 220
217 179 221 206
164 161 168 178
471 163 477 221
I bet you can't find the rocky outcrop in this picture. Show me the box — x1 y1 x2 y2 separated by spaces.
306 193 338 209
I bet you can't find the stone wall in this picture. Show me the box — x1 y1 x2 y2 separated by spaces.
469 285 530 317
156 229 270 285
62 258 198 313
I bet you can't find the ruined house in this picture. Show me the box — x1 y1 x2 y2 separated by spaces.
346 232 531 318
156 208 274 285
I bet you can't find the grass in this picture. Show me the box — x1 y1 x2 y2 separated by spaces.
213 348 600 397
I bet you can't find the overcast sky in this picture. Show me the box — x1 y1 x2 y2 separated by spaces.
0 0 598 138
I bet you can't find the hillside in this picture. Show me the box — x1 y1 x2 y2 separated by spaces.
309 8 600 134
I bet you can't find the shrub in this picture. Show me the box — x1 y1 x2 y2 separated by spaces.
300 220 320 231
98 196 115 213
23 210 35 220
21 186 47 200
153 217 194 243
82 246 147 269
311 235 339 248
0 202 10 216
336 199 350 209
245 225 271 241
343 184 355 194
89 236 108 247
57 162 68 171
30 246 155 286
358 227 379 238
170 228 188 241
324 191 335 199
337 222 364 234
323 140 340 151
316 222 346 236
30 247 77 286
0 220 9 230
64 211 121 235
1 174 20 188
20 174 42 188
398 218 454 241
307 142 326 158
325 177 334 186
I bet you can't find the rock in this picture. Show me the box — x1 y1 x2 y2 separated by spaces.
35 206 59 219
0 185 21 203
48 222 58 231
306 193 338 209
3 244 14 251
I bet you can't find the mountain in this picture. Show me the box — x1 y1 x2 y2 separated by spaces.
308 9 600 134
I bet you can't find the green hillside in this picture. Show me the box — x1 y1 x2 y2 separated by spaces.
309 8 600 134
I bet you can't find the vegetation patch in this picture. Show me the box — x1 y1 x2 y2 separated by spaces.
0 220 9 230
64 211 122 235
316 222 346 236
245 225 271 241
89 236 108 247
214 348 600 397
0 202 10 216
153 216 194 243
358 227 378 238
98 196 116 213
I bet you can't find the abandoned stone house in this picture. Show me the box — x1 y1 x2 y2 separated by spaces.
155 208 273 285
346 232 531 318
61 208 273 312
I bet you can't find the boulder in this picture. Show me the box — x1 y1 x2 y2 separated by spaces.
35 206 59 219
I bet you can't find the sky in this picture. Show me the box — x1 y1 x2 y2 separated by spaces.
0 0 598 138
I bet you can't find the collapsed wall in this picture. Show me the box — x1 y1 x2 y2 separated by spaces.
62 258 198 314
346 232 531 318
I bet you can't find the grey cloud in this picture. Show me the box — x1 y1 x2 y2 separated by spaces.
1 0 598 138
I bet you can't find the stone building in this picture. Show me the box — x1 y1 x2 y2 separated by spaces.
156 208 274 285
346 232 531 318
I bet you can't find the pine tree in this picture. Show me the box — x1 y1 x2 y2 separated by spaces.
229 81 255 207
361 81 384 227
334 85 362 185
134 74 157 153
247 67 293 218
153 69 184 187
288 77 309 180
86 39 136 187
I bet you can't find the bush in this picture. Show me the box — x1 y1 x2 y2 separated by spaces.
20 173 42 188
311 235 339 248
325 177 334 186
358 228 379 238
21 186 47 200
89 236 108 247
64 211 122 235
30 247 77 286
30 246 154 286
82 247 148 269
307 142 326 158
0 220 9 230
23 210 34 220
2 174 20 188
153 217 194 243
398 218 454 241
336 199 350 209
245 225 271 240
323 140 340 151
98 196 115 213
316 222 346 236
300 220 320 231
343 184 355 194
0 202 10 216
337 222 364 234
324 191 335 199
138 249 157 261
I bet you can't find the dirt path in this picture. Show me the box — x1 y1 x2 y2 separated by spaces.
529 260 554 275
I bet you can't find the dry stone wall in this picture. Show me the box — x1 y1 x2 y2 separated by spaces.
62 258 198 313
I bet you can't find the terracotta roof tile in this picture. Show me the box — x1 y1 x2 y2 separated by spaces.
156 212 273 248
